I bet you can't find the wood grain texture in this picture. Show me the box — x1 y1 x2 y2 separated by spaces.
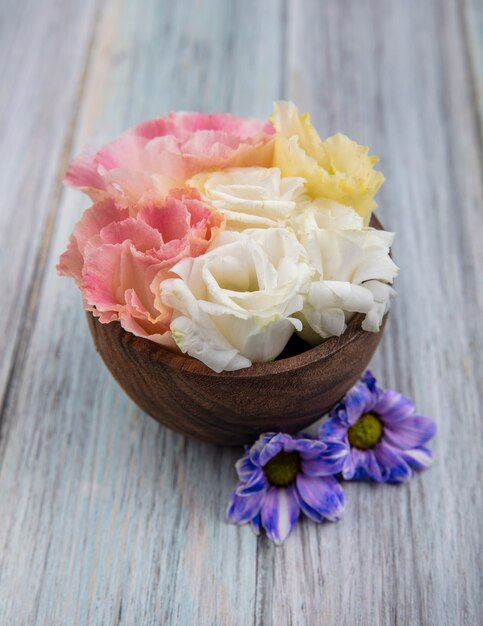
87 309 386 445
0 0 99 411
465 0 483 139
0 0 482 624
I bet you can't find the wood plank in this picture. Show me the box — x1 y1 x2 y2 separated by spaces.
0 0 285 624
464 0 483 136
255 0 483 624
2 0 483 624
0 0 99 412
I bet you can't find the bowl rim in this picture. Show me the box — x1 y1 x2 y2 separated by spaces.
91 311 379 379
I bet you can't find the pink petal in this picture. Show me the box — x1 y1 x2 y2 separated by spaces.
57 199 128 284
95 134 150 170
132 117 180 140
120 288 173 343
64 111 275 202
83 241 159 316
138 197 191 243
64 149 107 193
163 111 274 137
100 218 162 251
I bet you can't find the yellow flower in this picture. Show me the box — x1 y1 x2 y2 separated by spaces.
270 101 384 224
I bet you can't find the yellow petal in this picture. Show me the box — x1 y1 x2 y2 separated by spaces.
271 101 385 224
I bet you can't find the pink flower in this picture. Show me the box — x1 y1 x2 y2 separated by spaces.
65 112 275 205
57 188 225 345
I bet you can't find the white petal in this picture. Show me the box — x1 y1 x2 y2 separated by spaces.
188 167 305 230
299 228 398 283
361 280 397 332
292 198 364 232
171 316 251 372
158 229 312 371
299 279 386 341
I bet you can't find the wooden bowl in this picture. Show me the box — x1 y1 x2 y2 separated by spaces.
87 215 388 446
87 312 387 446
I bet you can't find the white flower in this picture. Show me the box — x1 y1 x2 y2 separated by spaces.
299 225 397 281
296 227 398 344
188 167 306 230
157 229 314 372
291 198 364 232
360 280 397 332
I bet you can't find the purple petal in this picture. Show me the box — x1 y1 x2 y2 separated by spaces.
319 418 348 440
383 415 436 449
235 453 259 482
373 443 413 483
360 370 378 392
251 514 261 535
236 468 268 496
373 390 415 423
301 439 349 477
344 384 376 424
258 433 293 466
290 437 324 456
343 448 383 482
399 446 433 470
279 433 310 453
328 404 350 425
341 450 356 480
227 490 264 524
296 474 345 522
358 449 382 482
260 486 300 545
249 433 277 465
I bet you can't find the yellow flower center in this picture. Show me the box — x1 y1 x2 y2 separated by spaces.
264 451 300 486
348 413 383 450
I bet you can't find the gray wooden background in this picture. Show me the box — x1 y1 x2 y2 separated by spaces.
1 1 482 624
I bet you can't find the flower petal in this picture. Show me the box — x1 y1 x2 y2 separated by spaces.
341 450 356 480
361 281 396 332
383 415 436 449
57 199 129 285
373 443 413 483
235 453 259 482
271 101 384 222
344 383 375 424
398 446 433 470
373 389 415 423
356 448 383 482
249 433 277 466
235 468 268 496
296 474 345 522
66 112 275 204
360 370 378 392
301 439 349 476
259 433 291 466
261 486 300 545
318 418 348 440
159 229 313 371
289 437 325 456
226 490 264 525
251 514 261 535
188 167 305 231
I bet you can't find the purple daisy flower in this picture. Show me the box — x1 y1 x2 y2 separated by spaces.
226 432 347 545
319 371 436 483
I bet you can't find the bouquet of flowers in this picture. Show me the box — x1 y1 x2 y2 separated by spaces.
58 101 398 372
58 102 436 544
